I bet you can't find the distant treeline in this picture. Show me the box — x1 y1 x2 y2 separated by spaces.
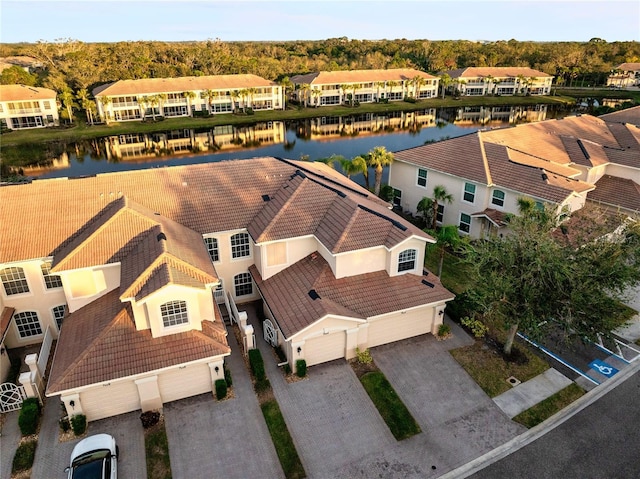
1 37 638 93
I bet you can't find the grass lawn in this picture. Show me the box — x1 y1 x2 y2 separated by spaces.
144 418 172 479
450 339 549 398
424 247 473 294
513 383 585 428
359 371 421 440
261 400 306 479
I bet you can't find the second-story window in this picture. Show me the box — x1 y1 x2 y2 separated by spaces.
398 249 417 272
231 232 251 259
160 300 189 328
41 261 63 289
491 190 505 207
204 237 219 262
463 182 476 203
1 267 29 296
417 168 428 187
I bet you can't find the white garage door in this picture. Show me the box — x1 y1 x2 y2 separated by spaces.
304 331 346 367
158 363 212 404
81 380 140 421
367 308 432 348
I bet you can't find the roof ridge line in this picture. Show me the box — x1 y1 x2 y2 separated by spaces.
478 131 493 186
256 174 307 240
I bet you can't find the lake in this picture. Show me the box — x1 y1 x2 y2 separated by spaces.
7 104 572 186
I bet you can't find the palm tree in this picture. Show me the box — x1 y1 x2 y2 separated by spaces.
411 75 426 99
417 196 434 225
147 95 160 120
59 88 77 124
438 73 452 99
76 88 94 125
310 88 322 107
182 90 197 115
431 185 454 230
339 155 368 179
246 87 258 110
157 93 168 117
366 146 394 195
386 80 399 101
339 83 350 105
230 90 241 112
203 89 218 113
98 96 112 124
350 83 361 106
484 75 494 94
298 83 310 107
430 225 463 277
375 81 385 101
516 74 527 94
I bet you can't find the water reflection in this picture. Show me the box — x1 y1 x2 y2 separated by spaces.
7 105 568 179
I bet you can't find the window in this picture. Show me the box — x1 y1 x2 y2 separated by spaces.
398 249 417 272
459 213 472 234
417 168 428 187
52 305 66 329
392 188 402 207
436 204 444 223
1 267 29 296
214 280 225 303
463 183 476 203
160 300 189 327
41 262 63 289
204 237 219 262
234 273 253 297
14 311 42 338
231 232 251 259
491 190 505 207
43 100 51 110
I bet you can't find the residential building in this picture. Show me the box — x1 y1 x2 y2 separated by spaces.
444 67 553 96
92 74 284 123
290 69 439 107
607 63 640 88
0 56 43 74
0 157 453 421
0 84 59 130
389 112 640 238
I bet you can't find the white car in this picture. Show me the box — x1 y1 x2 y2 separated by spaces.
65 433 118 479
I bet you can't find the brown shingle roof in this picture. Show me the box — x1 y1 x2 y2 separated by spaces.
600 105 640 126
445 67 552 79
588 175 640 213
0 84 57 102
92 74 276 97
470 209 508 227
290 68 437 85
46 289 230 394
616 63 640 71
251 254 454 339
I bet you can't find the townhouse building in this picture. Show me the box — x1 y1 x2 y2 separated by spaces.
0 157 452 421
290 68 439 107
607 63 640 88
93 74 284 123
444 67 553 96
0 84 59 130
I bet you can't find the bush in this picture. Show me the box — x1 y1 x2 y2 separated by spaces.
296 359 307 378
71 414 87 436
283 363 292 375
59 417 71 433
12 439 37 473
438 323 452 337
274 345 287 363
224 366 233 387
356 347 373 364
248 349 266 381
215 379 228 400
140 410 160 429
461 316 488 338
404 96 417 103
18 398 41 436
255 378 271 394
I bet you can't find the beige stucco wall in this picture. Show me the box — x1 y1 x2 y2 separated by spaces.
60 263 121 313
256 236 317 280
334 246 388 279
1 259 68 348
604 164 640 184
0 95 59 129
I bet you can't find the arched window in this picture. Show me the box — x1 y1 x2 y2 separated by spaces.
234 273 253 297
1 267 29 296
14 311 42 338
398 249 417 272
231 233 251 259
160 300 189 328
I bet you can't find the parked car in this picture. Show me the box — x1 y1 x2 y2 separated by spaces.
65 433 118 479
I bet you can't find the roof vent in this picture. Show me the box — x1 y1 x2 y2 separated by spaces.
541 173 549 181
577 139 591 160
157 232 167 242
421 279 435 288
262 194 271 202
308 289 320 300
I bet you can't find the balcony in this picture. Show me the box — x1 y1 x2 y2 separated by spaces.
112 101 138 108
9 108 42 114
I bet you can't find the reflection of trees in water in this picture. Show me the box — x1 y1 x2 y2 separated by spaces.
0 141 65 168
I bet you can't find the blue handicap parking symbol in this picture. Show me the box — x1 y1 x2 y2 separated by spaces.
589 359 619 378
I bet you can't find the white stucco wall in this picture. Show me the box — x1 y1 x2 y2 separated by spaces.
60 263 121 313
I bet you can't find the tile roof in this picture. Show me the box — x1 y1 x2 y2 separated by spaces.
599 105 640 126
92 74 276 97
251 254 454 339
47 288 230 394
0 84 57 102
290 68 437 85
560 137 610 168
616 63 640 71
470 208 508 227
445 67 552 79
588 175 640 213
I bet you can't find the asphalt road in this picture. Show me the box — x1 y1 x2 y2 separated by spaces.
470 369 640 479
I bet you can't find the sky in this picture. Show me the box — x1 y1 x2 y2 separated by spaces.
1 0 638 44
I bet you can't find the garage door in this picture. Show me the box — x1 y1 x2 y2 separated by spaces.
367 308 431 348
304 331 346 367
81 380 140 421
158 363 212 404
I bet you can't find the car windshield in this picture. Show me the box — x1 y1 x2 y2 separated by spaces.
71 449 110 479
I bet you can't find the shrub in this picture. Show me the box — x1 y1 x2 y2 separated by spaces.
224 366 233 387
296 359 307 378
215 379 228 400
461 316 488 338
248 349 266 381
438 323 452 337
355 347 373 365
404 96 417 103
283 363 292 375
255 378 271 394
18 398 41 436
12 439 37 473
274 345 287 363
59 417 71 433
71 414 87 436
140 410 160 429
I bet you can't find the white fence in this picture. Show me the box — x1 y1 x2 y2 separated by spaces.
37 326 53 377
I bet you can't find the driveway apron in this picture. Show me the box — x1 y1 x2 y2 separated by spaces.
0 411 20 479
163 331 284 479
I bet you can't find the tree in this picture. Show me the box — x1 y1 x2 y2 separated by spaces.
59 88 77 124
75 88 94 125
0 65 37 86
298 83 310 107
366 146 394 195
339 155 367 179
417 196 434 225
429 225 464 277
203 89 219 113
438 73 452 99
386 80 399 100
469 199 640 356
182 90 197 115
310 88 322 106
411 75 426 99
431 185 454 230
98 96 112 124
339 83 350 105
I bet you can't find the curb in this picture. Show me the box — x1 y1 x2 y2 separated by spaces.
438 358 640 479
